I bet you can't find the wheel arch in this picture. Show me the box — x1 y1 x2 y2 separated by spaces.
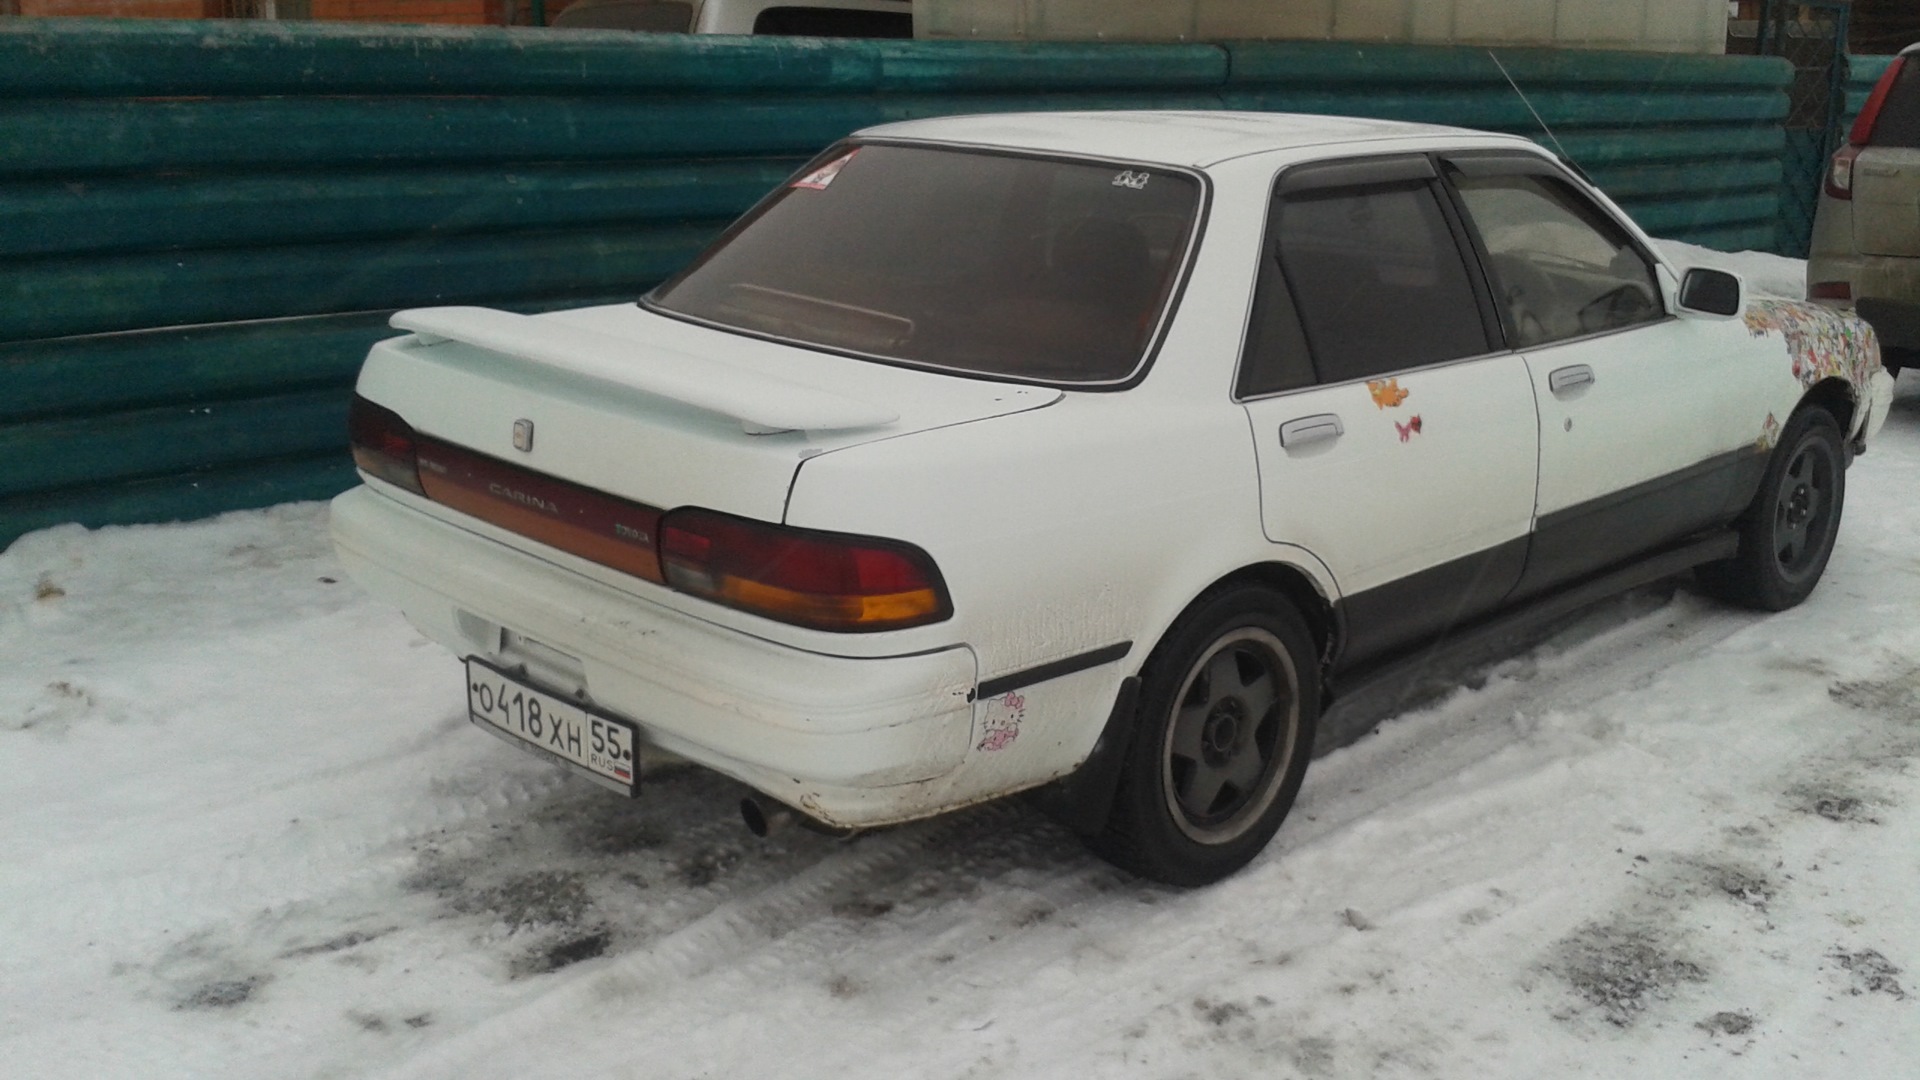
1189 560 1340 669
1800 376 1858 439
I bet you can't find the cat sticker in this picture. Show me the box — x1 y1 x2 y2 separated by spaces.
1367 378 1410 409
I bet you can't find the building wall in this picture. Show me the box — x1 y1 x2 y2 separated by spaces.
920 0 1731 54
0 19 1791 545
306 0 493 24
14 0 210 16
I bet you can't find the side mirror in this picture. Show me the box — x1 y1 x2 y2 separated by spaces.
1678 268 1742 317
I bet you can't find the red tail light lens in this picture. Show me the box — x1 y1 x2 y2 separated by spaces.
348 395 425 496
1809 280 1853 301
659 508 950 632
1850 56 1907 147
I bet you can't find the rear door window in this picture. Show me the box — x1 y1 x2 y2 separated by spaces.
1258 180 1490 388
1868 61 1920 148
649 144 1202 385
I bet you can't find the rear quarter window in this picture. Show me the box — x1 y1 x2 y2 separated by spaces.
1870 61 1920 148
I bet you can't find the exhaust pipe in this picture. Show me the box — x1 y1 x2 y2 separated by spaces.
740 795 795 838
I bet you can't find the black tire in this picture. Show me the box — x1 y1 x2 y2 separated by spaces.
1696 407 1846 611
1086 586 1319 886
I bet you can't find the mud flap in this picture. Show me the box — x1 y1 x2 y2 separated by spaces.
1025 676 1141 837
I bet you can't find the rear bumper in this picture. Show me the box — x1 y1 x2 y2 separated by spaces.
330 484 979 827
1858 296 1920 355
1806 250 1920 351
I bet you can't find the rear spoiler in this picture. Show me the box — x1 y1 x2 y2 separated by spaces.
389 306 899 436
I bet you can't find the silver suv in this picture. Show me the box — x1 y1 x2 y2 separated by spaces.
1809 43 1920 377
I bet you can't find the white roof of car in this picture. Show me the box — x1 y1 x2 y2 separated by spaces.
858 110 1525 168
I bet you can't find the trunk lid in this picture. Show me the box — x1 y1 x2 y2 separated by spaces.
354 303 1061 526
1852 146 1920 258
1852 60 1920 258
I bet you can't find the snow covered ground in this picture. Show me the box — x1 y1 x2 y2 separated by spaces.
4 323 1917 1079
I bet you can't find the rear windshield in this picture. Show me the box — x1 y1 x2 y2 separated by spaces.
647 144 1203 384
1870 60 1920 148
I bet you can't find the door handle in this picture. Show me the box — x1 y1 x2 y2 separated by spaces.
1279 413 1343 449
1549 365 1595 394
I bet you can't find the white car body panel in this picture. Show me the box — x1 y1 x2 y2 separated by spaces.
335 111 1893 835
356 303 1060 525
1244 354 1539 596
1523 312 1769 518
391 306 901 434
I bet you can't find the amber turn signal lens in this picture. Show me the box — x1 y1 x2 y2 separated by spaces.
659 508 950 632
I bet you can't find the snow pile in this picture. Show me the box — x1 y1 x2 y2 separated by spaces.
1656 239 1809 300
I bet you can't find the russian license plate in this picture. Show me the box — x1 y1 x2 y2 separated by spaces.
465 658 638 796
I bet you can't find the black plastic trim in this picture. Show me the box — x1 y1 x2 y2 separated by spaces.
1330 534 1531 673
1025 674 1142 836
1318 529 1740 755
1278 153 1437 193
974 641 1132 701
1516 446 1765 600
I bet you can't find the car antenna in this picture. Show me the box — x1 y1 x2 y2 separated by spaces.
1487 49 1595 184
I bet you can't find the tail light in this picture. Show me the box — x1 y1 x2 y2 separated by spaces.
1850 56 1907 147
1809 280 1853 301
348 394 425 496
1826 144 1861 200
1828 57 1909 202
659 508 950 632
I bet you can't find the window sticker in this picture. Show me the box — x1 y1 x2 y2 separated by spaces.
1111 170 1151 190
1395 415 1424 442
791 149 859 191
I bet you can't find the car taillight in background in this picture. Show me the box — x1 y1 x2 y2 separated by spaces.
349 394 425 496
1829 56 1910 201
1826 144 1862 200
659 508 951 632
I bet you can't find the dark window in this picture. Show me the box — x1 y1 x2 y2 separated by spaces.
752 7 913 37
1868 60 1920 148
649 145 1201 384
1235 249 1315 398
549 0 694 31
1450 171 1663 348
1274 182 1489 385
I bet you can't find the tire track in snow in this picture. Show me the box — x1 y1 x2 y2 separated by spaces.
366 802 1038 1080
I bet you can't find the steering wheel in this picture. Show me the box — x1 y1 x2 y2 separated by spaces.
1577 284 1655 333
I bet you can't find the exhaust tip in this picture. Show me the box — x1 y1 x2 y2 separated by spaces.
740 796 794 838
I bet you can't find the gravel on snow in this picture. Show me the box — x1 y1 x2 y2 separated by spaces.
2 316 1916 1080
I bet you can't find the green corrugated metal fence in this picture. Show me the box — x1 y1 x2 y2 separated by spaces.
0 19 1797 548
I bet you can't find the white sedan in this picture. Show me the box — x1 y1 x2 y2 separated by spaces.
332 111 1896 885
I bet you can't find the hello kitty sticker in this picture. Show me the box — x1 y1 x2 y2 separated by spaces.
977 691 1026 752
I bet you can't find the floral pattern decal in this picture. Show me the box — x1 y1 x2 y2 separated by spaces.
1741 300 1881 391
